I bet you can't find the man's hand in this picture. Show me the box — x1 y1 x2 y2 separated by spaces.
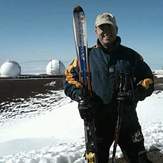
71 86 89 102
78 94 102 121
71 86 102 120
134 78 154 102
78 98 94 120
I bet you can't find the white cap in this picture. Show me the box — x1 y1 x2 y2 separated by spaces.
95 12 118 32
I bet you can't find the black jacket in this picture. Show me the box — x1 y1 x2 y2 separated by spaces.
64 37 154 105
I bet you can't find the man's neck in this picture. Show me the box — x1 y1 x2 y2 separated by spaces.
98 39 114 51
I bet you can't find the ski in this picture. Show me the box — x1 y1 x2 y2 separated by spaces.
73 5 88 86
73 5 97 163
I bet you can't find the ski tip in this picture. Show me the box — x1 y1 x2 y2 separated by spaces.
73 5 83 13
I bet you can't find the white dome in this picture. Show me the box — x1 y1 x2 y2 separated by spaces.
46 59 65 75
0 61 21 77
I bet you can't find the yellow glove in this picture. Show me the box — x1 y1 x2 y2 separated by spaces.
138 78 153 90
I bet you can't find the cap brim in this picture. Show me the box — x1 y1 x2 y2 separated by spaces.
95 21 114 27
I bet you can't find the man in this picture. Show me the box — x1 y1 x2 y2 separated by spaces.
64 12 154 163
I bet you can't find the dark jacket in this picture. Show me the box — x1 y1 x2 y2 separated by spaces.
64 37 154 105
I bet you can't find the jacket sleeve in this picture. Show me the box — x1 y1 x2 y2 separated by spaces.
64 58 82 101
134 58 154 101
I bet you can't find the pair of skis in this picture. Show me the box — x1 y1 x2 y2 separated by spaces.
73 6 97 163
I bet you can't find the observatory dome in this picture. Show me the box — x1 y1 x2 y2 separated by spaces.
46 59 65 75
0 61 21 77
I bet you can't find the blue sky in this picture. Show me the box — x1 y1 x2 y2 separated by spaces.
0 0 163 72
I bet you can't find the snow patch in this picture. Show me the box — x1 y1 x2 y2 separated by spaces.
0 90 163 162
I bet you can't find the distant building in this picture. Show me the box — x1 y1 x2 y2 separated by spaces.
0 59 65 102
0 60 21 77
46 59 65 75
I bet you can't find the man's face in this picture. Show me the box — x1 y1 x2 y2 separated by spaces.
95 24 117 47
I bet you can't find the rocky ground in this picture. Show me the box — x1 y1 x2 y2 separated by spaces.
115 148 163 163
154 75 163 90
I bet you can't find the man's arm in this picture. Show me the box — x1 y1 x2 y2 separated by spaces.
64 58 82 102
134 59 154 101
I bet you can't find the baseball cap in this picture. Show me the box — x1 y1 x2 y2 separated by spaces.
95 12 118 29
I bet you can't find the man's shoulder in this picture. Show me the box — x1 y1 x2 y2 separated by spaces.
119 45 144 62
88 45 97 51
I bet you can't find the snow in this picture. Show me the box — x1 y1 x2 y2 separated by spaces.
0 102 82 142
0 90 163 163
137 92 163 151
